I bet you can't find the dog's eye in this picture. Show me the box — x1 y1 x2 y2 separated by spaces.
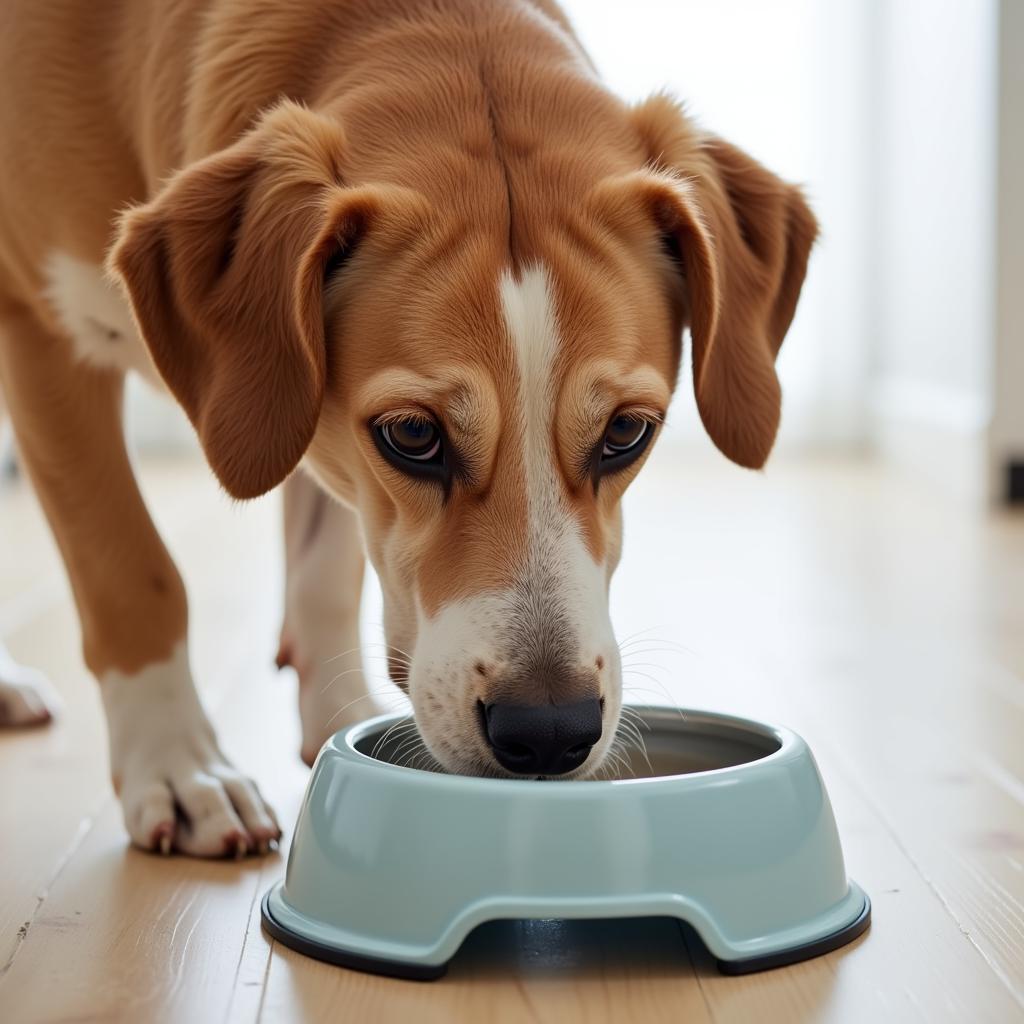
592 412 656 482
601 415 650 460
379 418 442 463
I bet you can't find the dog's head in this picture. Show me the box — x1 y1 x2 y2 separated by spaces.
109 97 816 778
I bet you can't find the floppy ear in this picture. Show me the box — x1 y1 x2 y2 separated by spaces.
107 102 396 498
609 96 819 468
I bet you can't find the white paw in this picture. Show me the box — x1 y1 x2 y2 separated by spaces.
119 748 281 857
0 651 61 727
102 644 280 857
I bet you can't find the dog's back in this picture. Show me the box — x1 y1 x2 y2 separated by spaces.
0 1 608 301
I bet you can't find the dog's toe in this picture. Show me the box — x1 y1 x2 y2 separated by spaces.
216 770 282 844
133 781 177 854
169 772 254 858
122 760 279 859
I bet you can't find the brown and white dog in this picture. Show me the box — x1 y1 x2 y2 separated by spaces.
0 0 816 856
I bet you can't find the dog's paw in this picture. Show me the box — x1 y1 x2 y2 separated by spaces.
102 644 280 857
118 747 281 857
0 654 61 727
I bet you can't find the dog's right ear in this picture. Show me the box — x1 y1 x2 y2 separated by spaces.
107 101 425 499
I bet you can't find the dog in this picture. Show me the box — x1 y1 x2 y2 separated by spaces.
0 0 817 856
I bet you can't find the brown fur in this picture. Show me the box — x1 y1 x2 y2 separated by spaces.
0 0 814 721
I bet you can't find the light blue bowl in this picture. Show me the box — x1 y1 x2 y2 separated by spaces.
262 706 869 979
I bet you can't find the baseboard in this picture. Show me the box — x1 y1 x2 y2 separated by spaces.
1006 459 1024 504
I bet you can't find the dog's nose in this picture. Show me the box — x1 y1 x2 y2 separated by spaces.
482 698 603 776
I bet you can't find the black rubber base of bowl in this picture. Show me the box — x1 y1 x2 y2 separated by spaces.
261 890 871 982
715 894 871 975
261 892 448 981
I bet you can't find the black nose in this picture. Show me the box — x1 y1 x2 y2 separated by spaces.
482 698 603 776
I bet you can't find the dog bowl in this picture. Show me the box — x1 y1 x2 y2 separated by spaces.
262 706 869 979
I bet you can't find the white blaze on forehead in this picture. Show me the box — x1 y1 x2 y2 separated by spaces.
495 264 561 540
499 265 559 505
497 264 610 639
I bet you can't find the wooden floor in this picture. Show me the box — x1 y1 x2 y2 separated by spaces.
1 444 1023 1023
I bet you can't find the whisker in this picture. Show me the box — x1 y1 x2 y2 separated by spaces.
353 635 418 662
603 742 634 780
360 629 418 663
618 638 695 657
370 720 417 753
371 719 419 749
618 647 689 663
321 689 409 731
621 678 687 717
618 705 653 730
616 718 643 743
370 714 417 760
321 645 370 666
392 732 427 762
318 667 373 695
615 720 653 774
617 661 674 675
621 668 675 690
322 642 415 667
408 748 433 771
397 738 434 771
413 748 443 773
621 683 681 703
615 625 670 647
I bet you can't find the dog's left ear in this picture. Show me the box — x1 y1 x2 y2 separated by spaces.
596 96 818 469
107 101 422 498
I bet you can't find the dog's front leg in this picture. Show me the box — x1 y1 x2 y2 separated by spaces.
277 471 388 765
0 310 279 856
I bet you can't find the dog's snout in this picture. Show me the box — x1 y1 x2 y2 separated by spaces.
481 698 603 776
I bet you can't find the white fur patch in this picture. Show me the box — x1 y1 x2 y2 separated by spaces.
498 265 610 632
43 251 161 385
499 266 562 559
101 643 279 855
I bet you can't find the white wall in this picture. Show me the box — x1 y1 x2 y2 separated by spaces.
868 0 998 499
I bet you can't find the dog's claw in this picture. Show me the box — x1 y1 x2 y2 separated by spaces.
159 833 172 856
232 835 248 860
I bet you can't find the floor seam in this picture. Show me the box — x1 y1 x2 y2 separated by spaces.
254 937 275 1024
224 859 269 1024
676 920 716 1023
0 792 109 980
